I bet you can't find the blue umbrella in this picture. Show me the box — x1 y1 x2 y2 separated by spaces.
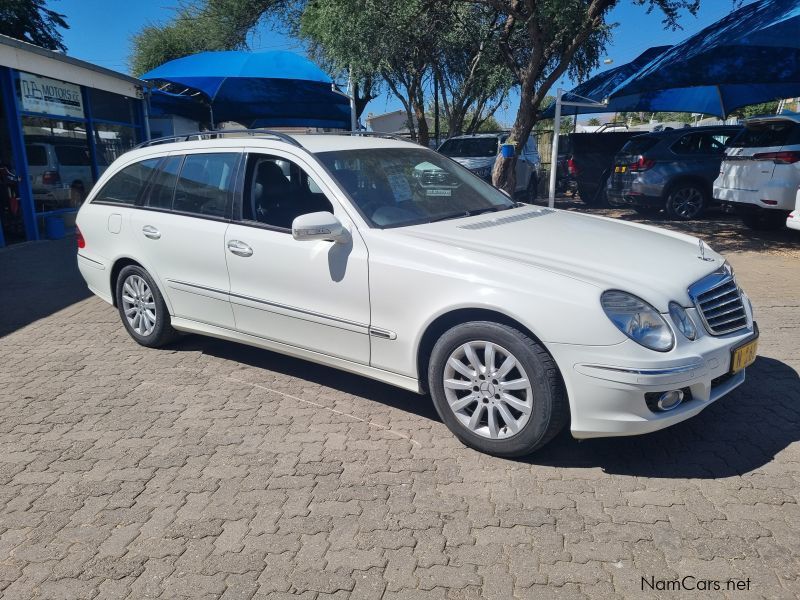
142 50 352 129
608 0 800 117
540 46 671 118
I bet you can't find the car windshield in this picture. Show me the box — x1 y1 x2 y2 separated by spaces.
438 137 499 158
316 147 515 228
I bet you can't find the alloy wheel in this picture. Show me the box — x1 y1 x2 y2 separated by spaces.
442 341 533 439
121 274 157 337
670 187 704 219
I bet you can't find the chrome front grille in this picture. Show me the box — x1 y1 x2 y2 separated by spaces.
688 267 748 335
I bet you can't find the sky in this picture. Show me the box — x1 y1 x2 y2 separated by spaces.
55 0 741 126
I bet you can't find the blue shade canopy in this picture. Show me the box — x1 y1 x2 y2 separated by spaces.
540 46 671 118
142 50 351 129
608 0 800 117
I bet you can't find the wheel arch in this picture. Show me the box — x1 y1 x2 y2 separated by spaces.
663 174 711 200
109 256 144 307
415 307 562 394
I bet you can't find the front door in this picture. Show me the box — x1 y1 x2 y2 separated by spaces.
224 150 370 364
130 150 240 329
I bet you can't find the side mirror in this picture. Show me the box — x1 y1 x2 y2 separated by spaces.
292 211 350 244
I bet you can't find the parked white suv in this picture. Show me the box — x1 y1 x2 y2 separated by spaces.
714 114 800 229
76 131 758 456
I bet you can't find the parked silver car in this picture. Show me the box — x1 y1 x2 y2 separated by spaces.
438 133 541 201
606 126 741 220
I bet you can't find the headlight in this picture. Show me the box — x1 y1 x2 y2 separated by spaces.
668 302 697 340
601 290 674 352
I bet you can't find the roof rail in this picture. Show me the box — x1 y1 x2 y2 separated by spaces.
134 128 303 150
341 131 422 145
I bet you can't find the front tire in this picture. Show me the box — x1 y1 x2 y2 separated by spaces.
428 321 567 457
115 265 177 348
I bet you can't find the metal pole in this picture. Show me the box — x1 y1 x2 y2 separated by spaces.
433 73 440 148
348 66 357 132
142 87 152 141
548 88 563 208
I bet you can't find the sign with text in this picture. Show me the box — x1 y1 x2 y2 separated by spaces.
19 72 84 119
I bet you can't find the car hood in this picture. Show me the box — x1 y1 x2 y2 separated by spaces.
448 156 496 171
396 206 723 309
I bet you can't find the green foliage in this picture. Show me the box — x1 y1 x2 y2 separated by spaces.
586 117 602 126
0 0 68 52
129 0 283 76
731 101 779 119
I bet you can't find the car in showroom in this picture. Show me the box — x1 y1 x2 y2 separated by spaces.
76 131 758 457
714 114 800 229
437 132 540 201
607 125 741 220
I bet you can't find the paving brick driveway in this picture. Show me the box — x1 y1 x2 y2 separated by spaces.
0 207 798 599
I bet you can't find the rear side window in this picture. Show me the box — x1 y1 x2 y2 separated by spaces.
620 136 658 155
92 158 160 205
671 133 726 155
55 145 91 166
146 155 183 210
728 121 800 148
25 145 47 166
173 153 238 218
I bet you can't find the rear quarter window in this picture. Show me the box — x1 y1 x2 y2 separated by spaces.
728 120 800 148
620 136 659 155
55 145 91 166
92 158 160 205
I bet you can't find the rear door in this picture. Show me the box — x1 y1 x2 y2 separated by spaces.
129 150 241 329
721 119 799 191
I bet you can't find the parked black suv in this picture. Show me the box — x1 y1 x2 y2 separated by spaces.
607 125 741 220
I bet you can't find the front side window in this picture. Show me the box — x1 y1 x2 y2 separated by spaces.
316 147 515 228
173 153 237 218
92 158 160 205
242 154 333 230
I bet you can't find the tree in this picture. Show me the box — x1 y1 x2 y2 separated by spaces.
129 0 283 76
300 0 514 145
586 117 602 126
0 0 69 52
465 0 700 193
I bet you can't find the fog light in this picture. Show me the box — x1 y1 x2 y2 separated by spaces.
656 390 683 411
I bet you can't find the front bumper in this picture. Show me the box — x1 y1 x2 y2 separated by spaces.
548 317 758 439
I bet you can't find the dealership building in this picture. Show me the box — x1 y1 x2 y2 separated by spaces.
0 34 149 248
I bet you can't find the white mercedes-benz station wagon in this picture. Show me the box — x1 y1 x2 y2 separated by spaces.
76 131 759 457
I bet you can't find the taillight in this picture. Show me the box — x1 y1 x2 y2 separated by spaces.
42 170 61 185
629 156 656 172
76 226 85 249
567 157 578 175
753 151 800 164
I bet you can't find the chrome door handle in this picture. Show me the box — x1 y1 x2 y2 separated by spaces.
227 240 253 257
142 225 161 240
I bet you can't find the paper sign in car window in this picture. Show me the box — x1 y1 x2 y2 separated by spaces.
385 165 413 203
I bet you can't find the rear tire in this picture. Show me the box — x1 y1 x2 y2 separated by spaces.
428 321 567 457
741 210 788 230
665 183 707 220
577 184 598 206
526 174 538 203
115 265 178 348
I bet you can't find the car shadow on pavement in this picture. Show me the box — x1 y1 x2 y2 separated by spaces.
526 356 800 478
174 334 442 422
176 334 797 478
0 237 91 338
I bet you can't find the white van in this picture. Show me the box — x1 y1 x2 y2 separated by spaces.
26 142 93 209
713 114 800 229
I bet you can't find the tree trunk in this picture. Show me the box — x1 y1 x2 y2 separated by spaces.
492 88 535 194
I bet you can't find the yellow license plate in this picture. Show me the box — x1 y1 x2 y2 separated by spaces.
614 165 627 173
731 338 758 373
